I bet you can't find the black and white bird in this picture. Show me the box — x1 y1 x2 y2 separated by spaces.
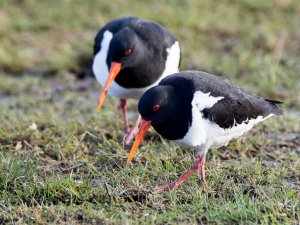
127 70 283 191
93 17 180 143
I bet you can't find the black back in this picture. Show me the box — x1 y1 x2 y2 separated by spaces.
159 71 283 130
94 17 178 88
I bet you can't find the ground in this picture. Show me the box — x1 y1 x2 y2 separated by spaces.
0 0 300 224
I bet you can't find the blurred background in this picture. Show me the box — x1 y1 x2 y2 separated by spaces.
1 0 299 110
0 0 299 223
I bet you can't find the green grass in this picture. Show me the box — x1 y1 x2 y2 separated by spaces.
0 0 300 224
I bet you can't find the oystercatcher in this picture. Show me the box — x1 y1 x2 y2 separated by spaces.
127 70 283 191
93 17 180 143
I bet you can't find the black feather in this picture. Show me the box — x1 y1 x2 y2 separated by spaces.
160 71 284 129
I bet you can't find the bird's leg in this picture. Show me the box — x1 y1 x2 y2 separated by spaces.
124 114 142 145
155 153 206 191
119 98 141 144
199 152 207 190
120 99 130 133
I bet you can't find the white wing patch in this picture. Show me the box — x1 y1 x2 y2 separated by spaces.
192 91 224 111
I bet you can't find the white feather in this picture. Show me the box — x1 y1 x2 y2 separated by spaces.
93 30 112 86
176 90 273 154
160 41 180 78
193 91 224 110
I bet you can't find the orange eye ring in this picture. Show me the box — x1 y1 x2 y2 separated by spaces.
124 48 132 55
153 104 160 111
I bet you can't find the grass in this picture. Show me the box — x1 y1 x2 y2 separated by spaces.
0 0 300 224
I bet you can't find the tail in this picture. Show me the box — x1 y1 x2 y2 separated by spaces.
265 99 284 116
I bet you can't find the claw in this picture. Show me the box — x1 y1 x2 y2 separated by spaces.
154 153 207 192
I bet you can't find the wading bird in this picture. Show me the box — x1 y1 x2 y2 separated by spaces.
93 17 180 143
127 70 283 191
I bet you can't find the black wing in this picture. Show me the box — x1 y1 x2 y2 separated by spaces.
160 70 283 129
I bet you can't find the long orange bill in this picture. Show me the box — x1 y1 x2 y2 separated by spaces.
126 119 152 166
96 62 122 110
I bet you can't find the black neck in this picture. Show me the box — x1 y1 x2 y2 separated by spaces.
151 89 192 140
114 60 165 88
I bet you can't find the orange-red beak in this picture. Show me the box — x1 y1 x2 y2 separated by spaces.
96 62 122 110
126 119 152 165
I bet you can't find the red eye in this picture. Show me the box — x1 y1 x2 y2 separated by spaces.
124 48 132 55
153 104 160 111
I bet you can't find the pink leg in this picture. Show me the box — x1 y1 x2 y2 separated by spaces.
124 114 142 145
155 153 207 191
200 155 207 190
120 99 130 133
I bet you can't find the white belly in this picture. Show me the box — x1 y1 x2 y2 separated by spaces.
204 114 272 150
92 30 180 100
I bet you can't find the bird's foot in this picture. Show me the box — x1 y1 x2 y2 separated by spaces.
201 181 208 192
155 182 179 191
124 126 130 134
124 114 142 145
124 125 140 145
155 180 207 192
155 155 207 192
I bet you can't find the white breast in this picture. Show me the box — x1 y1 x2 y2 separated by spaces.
93 31 180 100
176 91 224 150
160 41 180 78
93 30 112 87
175 91 273 152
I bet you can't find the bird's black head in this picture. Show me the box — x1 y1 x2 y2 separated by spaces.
138 84 191 140
107 27 144 68
138 85 176 122
127 82 192 165
95 27 147 110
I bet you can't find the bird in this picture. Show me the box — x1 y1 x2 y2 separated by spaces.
126 70 283 191
92 17 180 144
